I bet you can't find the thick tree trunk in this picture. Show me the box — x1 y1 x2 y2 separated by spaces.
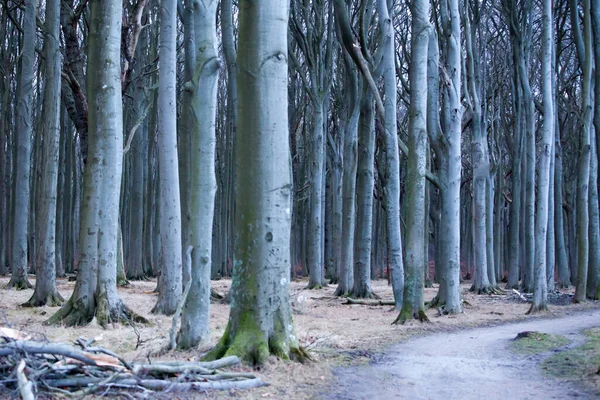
587 130 600 299
48 0 142 328
153 0 183 315
395 0 430 323
206 0 306 365
7 0 36 290
25 0 64 306
589 0 600 300
177 0 221 349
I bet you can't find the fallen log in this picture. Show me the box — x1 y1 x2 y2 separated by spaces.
343 298 396 306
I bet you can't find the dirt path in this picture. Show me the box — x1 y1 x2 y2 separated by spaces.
328 309 600 400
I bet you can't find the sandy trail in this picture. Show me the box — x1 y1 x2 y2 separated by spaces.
328 309 600 400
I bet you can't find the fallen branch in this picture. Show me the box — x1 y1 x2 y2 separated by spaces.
343 298 396 306
0 330 265 397
16 360 34 400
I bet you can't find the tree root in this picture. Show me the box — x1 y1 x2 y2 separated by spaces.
526 303 549 315
204 323 310 366
392 308 430 325
5 276 33 290
306 283 325 290
348 289 380 300
424 279 434 288
333 286 350 297
22 290 65 308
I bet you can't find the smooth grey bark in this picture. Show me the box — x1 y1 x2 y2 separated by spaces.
48 0 141 328
25 0 65 306
529 0 553 313
574 0 593 303
125 37 148 281
153 0 183 315
206 0 306 364
589 0 600 299
350 84 376 299
378 0 403 309
177 0 221 349
465 0 491 294
334 51 360 297
395 0 429 323
554 121 570 288
547 128 556 292
587 129 600 299
7 0 36 290
178 0 195 287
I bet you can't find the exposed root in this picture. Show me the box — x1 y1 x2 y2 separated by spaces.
211 288 224 301
117 277 130 287
348 289 380 300
45 298 93 327
306 283 325 290
333 285 350 297
424 279 434 289
470 284 503 295
526 303 549 315
392 308 430 325
5 276 33 290
428 295 444 309
22 291 65 308
204 322 310 366
329 277 339 285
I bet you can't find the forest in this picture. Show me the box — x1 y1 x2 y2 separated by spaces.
0 0 600 398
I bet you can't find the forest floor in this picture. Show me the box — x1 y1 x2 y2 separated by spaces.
0 276 599 399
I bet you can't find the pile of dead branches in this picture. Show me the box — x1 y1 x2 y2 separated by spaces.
0 327 266 398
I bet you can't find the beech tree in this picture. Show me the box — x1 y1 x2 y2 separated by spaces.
47 0 141 327
205 0 307 364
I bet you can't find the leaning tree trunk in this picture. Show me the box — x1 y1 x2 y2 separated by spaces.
528 0 553 313
152 0 183 315
574 0 593 303
47 0 143 328
177 0 221 349
205 0 307 365
7 0 36 290
395 0 430 323
25 0 64 306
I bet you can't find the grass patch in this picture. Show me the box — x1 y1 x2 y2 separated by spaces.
510 331 570 355
541 327 600 394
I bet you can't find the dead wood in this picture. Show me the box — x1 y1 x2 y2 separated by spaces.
343 298 396 306
0 328 266 397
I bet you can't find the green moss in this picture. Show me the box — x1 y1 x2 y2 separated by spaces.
541 328 600 394
510 331 570 355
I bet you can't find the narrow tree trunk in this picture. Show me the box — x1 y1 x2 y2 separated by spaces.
177 0 221 349
25 0 64 306
350 85 377 299
378 0 403 309
153 0 183 315
334 54 359 297
7 0 36 290
395 0 430 323
574 0 593 303
528 0 553 313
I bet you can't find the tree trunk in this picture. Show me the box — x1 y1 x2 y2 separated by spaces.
529 0 553 313
206 0 306 365
334 52 359 297
350 84 376 299
177 0 221 349
25 0 64 307
574 0 593 303
153 0 183 315
48 0 142 328
395 0 430 323
7 0 36 290
378 0 403 309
